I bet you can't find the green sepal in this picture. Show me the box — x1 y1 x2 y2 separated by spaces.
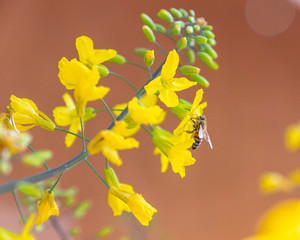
157 9 174 22
104 167 120 188
190 74 210 88
142 25 156 42
155 24 166 33
141 13 156 30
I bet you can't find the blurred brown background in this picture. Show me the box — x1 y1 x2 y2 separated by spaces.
0 0 299 239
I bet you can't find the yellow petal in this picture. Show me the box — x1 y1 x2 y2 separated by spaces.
159 89 179 107
144 77 163 95
170 77 197 91
161 49 179 81
76 36 95 65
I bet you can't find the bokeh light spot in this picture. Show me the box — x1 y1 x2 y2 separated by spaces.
245 0 296 36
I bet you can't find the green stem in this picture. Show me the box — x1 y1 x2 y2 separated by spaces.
155 41 167 55
93 108 124 113
110 71 138 92
101 99 116 121
49 172 64 193
140 124 153 137
13 190 26 224
105 158 110 169
54 127 90 142
80 118 86 150
147 66 152 79
125 60 149 71
27 145 50 170
84 159 110 188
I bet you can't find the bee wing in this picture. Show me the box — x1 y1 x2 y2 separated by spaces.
204 131 213 149
198 124 204 139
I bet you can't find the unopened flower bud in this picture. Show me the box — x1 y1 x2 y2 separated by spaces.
188 16 195 23
179 8 188 18
186 26 194 34
207 38 217 46
155 24 166 33
195 35 207 44
190 74 210 88
157 9 174 22
202 43 218 59
180 65 200 75
97 65 109 77
105 167 120 188
189 10 195 17
193 25 201 32
108 54 126 64
142 25 156 42
144 50 155 67
176 37 187 49
197 51 213 64
17 182 43 198
141 13 156 30
170 8 183 18
204 30 215 39
202 25 213 31
186 48 196 64
196 17 207 27
134 48 149 56
174 20 185 28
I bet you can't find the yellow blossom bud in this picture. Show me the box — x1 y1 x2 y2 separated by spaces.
188 16 195 23
170 8 182 18
179 8 188 18
180 65 200 75
144 50 155 67
195 35 208 44
142 25 156 42
22 150 52 167
134 48 149 56
186 26 194 34
176 37 187 49
17 182 43 198
157 9 174 22
140 13 156 30
108 54 126 64
190 74 210 88
155 24 166 33
186 48 196 64
202 43 218 59
73 201 91 219
97 64 109 77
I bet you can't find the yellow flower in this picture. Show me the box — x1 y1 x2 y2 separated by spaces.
173 89 207 139
87 121 139 166
144 49 196 107
0 213 36 240
286 122 300 150
9 95 55 132
75 36 117 68
34 190 59 226
53 93 95 147
58 58 110 117
260 172 294 194
243 199 300 240
144 50 154 66
109 186 157 226
152 127 195 178
128 97 166 125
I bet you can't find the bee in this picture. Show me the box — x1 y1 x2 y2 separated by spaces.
187 115 213 150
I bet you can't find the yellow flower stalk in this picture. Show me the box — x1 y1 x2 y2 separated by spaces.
109 186 157 226
144 49 196 107
58 58 110 117
53 93 95 147
173 89 207 139
87 121 139 166
76 36 117 68
0 213 36 240
152 126 196 178
34 190 59 226
285 122 300 150
243 199 300 240
9 95 55 132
